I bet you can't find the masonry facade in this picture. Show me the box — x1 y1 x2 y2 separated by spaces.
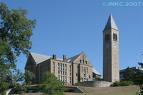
25 52 99 85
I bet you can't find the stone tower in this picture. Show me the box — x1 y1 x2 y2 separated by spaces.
103 15 119 82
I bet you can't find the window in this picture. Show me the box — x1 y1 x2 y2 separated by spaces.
61 76 63 81
84 67 86 74
70 65 72 71
70 77 72 83
76 73 78 76
58 70 60 74
53 62 55 73
113 33 117 41
84 74 86 77
63 76 64 81
63 71 64 75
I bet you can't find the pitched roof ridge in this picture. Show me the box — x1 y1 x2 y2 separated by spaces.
92 68 100 75
30 52 51 64
68 51 86 62
30 52 50 58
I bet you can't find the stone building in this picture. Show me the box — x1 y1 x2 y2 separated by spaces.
25 15 120 86
103 15 120 82
25 52 100 85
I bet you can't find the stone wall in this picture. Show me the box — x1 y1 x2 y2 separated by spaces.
77 81 112 87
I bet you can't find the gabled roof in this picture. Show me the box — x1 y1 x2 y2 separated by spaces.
68 52 86 62
30 52 51 64
104 14 118 31
67 53 81 62
92 68 100 75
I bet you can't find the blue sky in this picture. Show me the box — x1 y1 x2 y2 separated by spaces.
1 0 143 75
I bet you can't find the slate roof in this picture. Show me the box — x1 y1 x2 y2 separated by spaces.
67 52 83 62
29 52 100 75
67 52 88 63
92 68 100 75
31 52 51 64
104 14 118 31
30 52 63 64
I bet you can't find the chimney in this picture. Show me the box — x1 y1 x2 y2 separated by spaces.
52 54 56 59
63 55 67 62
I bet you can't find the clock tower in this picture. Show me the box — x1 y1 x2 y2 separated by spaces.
103 15 120 82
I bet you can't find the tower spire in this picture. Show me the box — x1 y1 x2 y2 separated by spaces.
104 14 118 31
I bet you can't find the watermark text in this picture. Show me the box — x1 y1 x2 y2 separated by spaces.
103 1 143 7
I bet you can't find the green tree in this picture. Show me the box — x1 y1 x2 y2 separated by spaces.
41 72 65 95
24 70 35 85
0 2 35 93
135 70 143 95
136 57 143 95
122 67 136 81
134 70 143 95
0 82 9 95
111 81 133 87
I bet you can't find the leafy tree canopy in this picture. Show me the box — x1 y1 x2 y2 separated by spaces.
0 2 35 92
41 72 65 95
24 70 35 85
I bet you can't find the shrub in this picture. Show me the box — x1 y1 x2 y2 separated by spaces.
0 82 9 94
119 81 133 86
111 81 133 87
111 81 120 87
40 72 65 95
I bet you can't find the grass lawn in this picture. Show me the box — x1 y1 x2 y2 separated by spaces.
20 86 139 95
65 86 139 95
